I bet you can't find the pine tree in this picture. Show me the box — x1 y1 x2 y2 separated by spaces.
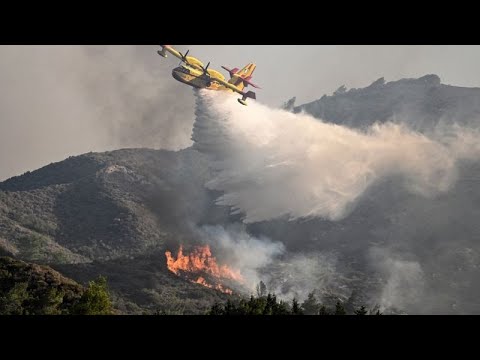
224 299 236 315
208 303 225 315
292 298 303 315
263 293 276 315
273 300 291 315
301 292 319 315
72 276 113 315
354 306 368 315
318 305 330 315
334 301 346 315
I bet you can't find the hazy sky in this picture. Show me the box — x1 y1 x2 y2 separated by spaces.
1 45 480 181
186 45 480 105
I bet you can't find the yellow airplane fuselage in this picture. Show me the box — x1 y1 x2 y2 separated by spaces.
172 65 227 91
158 45 258 105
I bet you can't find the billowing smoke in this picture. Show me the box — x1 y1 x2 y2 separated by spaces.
197 224 285 291
0 45 194 181
189 89 480 312
369 247 426 313
80 46 195 150
261 252 342 303
192 90 480 223
196 224 343 303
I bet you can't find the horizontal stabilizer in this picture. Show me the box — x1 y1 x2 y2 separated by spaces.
242 77 261 89
221 66 239 78
244 91 256 100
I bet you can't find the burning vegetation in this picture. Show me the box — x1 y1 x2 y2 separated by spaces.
165 245 243 295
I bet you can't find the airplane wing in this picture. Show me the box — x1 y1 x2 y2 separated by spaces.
210 76 245 94
210 76 257 105
158 45 186 62
158 45 206 70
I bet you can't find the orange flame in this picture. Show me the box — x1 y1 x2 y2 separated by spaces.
165 245 242 294
196 277 233 295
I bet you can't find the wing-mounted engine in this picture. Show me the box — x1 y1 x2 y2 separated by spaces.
185 56 204 70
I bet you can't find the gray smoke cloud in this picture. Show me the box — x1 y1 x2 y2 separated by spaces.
0 45 195 181
196 224 343 303
192 90 480 223
189 89 480 312
369 247 426 313
80 46 195 149
197 224 284 291
262 252 343 303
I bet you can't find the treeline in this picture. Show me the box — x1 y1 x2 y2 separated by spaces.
0 256 114 315
0 276 113 315
209 284 382 315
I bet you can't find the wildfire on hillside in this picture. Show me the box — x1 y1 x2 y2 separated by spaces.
165 245 243 295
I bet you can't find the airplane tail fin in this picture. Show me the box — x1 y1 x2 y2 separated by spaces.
237 63 256 78
225 63 258 91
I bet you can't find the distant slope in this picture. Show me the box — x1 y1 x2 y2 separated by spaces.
294 75 480 130
0 148 229 264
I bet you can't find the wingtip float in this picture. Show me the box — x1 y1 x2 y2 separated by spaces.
157 45 260 106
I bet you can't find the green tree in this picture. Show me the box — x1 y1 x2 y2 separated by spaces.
34 287 64 315
273 300 291 315
72 276 113 315
354 306 368 315
301 292 319 315
263 293 277 315
208 303 224 315
291 298 303 315
153 309 168 315
246 295 267 315
0 282 29 315
318 305 330 315
223 300 238 315
334 301 346 315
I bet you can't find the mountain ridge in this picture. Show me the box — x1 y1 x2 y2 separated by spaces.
2 74 480 314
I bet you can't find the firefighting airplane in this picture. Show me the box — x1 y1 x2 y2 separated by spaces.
157 45 260 106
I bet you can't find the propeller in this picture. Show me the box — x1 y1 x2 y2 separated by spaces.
200 62 212 86
178 50 190 64
201 62 211 76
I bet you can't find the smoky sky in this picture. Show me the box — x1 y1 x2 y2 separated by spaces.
1 45 480 181
0 45 195 181
187 45 480 106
